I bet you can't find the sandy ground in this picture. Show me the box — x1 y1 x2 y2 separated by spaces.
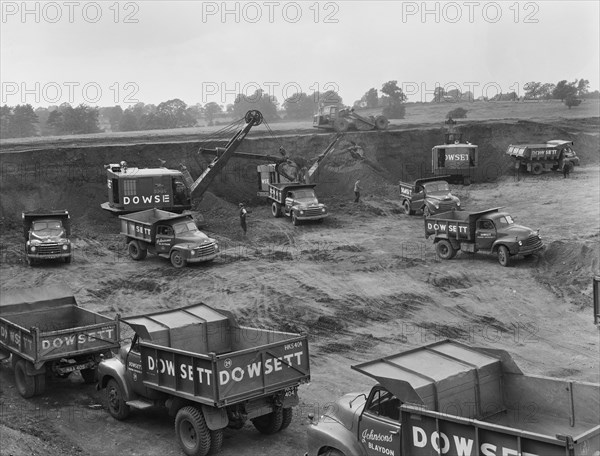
1 159 599 455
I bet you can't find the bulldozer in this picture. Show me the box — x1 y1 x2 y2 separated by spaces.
313 103 388 132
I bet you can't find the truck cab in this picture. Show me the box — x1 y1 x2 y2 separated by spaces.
271 183 328 226
22 210 72 266
399 176 461 216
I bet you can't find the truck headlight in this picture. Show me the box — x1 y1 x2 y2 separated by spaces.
62 244 68 251
321 208 326 213
457 201 461 206
300 210 304 215
518 241 522 246
30 246 36 252
190 250 196 256
434 204 439 209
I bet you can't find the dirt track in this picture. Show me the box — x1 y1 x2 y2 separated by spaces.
0 121 599 455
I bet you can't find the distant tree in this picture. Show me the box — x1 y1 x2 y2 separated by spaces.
314 90 342 106
104 105 123 131
232 89 279 121
0 105 13 138
155 98 196 129
119 110 139 131
362 88 379 108
524 81 542 99
539 83 556 100
447 107 468 119
381 80 407 119
283 92 315 120
576 79 590 97
45 103 101 135
553 80 577 101
7 104 38 137
204 102 222 126
565 96 582 109
432 87 445 102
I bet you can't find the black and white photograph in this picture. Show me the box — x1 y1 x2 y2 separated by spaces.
1 1 599 455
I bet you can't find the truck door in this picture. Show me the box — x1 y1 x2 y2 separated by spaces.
125 335 145 395
475 219 496 251
357 387 401 456
155 225 174 252
285 192 294 213
411 185 425 211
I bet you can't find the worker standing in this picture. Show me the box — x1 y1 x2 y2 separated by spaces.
239 203 248 236
354 179 362 203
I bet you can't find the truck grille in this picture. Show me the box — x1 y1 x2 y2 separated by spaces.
303 207 325 217
197 243 216 257
37 244 62 255
523 235 543 249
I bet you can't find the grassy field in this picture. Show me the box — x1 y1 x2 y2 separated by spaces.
1 99 598 150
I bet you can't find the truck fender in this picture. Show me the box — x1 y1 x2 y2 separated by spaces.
492 241 517 255
307 419 365 456
201 405 229 431
97 356 133 401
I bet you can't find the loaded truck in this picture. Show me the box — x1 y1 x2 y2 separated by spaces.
0 284 119 398
424 207 544 266
305 339 600 456
261 180 328 226
506 140 580 175
97 303 310 456
398 176 461 216
22 210 72 266
119 208 218 268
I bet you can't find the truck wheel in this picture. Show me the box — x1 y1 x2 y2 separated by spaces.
531 163 543 175
175 406 211 456
564 162 574 174
128 241 147 261
208 429 223 455
323 450 346 456
106 378 130 420
271 202 282 218
34 373 46 396
375 115 389 130
170 251 187 268
402 200 414 215
497 245 511 267
252 407 284 434
436 240 456 260
292 212 300 226
80 368 96 384
14 359 36 398
280 407 293 430
333 118 349 132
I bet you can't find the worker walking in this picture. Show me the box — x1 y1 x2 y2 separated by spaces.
239 203 248 236
354 179 362 203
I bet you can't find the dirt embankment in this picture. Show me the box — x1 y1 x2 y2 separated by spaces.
1 120 598 224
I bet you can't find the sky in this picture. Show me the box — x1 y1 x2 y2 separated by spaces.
1 0 599 108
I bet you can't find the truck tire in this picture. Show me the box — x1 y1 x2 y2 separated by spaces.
436 240 456 260
402 200 414 215
106 378 130 420
333 118 349 132
170 250 187 268
271 202 282 218
175 406 211 456
564 162 574 174
375 115 389 130
14 359 36 398
280 407 293 430
252 407 284 434
34 373 46 396
128 241 147 261
292 212 300 226
497 245 511 267
208 429 223 455
531 163 543 175
323 450 346 456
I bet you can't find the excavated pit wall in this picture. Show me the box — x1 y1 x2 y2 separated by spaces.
0 121 597 221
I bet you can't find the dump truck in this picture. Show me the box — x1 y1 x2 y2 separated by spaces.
432 132 478 185
97 303 310 456
306 339 600 456
506 140 580 175
260 180 328 226
0 284 119 398
424 207 544 266
119 209 218 268
313 104 388 132
398 176 461 216
22 210 72 266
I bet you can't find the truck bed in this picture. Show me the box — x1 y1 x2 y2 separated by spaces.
124 304 310 407
354 340 600 453
0 285 119 365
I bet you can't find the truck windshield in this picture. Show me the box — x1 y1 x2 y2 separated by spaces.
496 215 514 227
32 221 63 230
294 190 316 199
423 182 450 192
173 221 198 234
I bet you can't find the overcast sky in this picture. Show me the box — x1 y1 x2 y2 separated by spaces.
1 1 599 108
